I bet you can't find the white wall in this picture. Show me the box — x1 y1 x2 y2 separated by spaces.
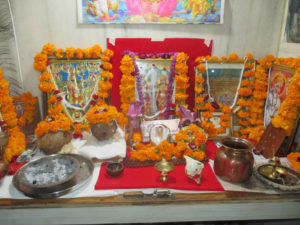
9 0 285 101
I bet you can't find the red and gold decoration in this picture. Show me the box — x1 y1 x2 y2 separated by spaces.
0 68 26 162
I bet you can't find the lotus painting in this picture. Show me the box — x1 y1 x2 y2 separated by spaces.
77 0 224 24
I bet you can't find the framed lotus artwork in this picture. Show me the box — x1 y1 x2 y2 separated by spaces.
77 0 224 24
119 51 189 120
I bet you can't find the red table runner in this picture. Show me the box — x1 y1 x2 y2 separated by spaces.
95 141 223 191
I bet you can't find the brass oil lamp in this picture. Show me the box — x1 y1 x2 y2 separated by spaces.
154 157 174 182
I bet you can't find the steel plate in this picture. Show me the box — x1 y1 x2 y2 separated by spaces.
13 154 94 198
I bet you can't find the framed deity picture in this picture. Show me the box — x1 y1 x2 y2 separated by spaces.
77 0 224 24
135 58 174 119
264 64 295 127
264 63 300 156
195 59 248 135
120 51 189 121
45 59 104 122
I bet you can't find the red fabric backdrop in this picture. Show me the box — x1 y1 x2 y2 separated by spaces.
107 38 213 111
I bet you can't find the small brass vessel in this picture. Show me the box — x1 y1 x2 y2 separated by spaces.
154 158 174 182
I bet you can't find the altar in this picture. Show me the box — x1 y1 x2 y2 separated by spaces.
0 0 300 224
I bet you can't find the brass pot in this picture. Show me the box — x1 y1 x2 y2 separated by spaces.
90 120 117 141
213 136 254 183
37 131 72 155
0 131 9 158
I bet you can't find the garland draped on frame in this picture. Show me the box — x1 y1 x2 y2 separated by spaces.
0 68 26 162
244 55 275 142
119 51 189 119
34 43 114 138
271 57 300 136
194 53 248 137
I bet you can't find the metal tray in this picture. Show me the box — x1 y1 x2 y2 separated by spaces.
254 164 300 192
13 154 94 198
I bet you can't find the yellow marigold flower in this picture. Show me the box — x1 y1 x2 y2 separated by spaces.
55 48 64 59
42 43 56 56
228 53 238 60
195 75 205 83
196 64 206 74
103 49 114 58
176 52 189 63
75 48 84 59
66 47 75 59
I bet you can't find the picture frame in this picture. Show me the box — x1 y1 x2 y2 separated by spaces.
45 59 106 122
119 51 189 121
135 57 174 120
195 59 248 135
264 63 300 156
77 0 224 24
278 0 300 57
264 64 295 127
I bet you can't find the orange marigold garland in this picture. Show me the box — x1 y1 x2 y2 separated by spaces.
271 59 300 135
34 43 114 138
0 67 26 162
175 52 190 108
13 92 38 127
131 124 206 162
119 52 189 117
235 53 256 139
246 55 275 142
86 104 128 128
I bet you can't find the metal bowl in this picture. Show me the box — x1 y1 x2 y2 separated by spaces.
254 164 300 191
13 154 80 195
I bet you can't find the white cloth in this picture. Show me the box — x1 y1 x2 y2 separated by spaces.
75 127 126 160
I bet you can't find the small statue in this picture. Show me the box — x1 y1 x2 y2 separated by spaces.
179 105 201 128
127 101 144 146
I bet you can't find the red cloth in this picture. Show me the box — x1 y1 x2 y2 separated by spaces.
205 140 218 160
95 163 223 191
8 156 26 175
95 140 223 191
107 38 213 111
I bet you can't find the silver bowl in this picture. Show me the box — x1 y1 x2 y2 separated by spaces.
13 154 80 195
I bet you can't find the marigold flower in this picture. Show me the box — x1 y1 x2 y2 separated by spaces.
228 53 238 60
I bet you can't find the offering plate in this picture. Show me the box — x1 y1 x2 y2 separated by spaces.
13 154 94 198
254 164 300 191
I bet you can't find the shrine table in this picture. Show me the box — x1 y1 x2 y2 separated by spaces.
0 192 300 225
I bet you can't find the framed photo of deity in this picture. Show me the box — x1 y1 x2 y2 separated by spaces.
135 58 174 120
264 64 295 127
264 64 299 156
77 0 224 24
45 59 104 122
194 58 250 135
120 51 189 121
